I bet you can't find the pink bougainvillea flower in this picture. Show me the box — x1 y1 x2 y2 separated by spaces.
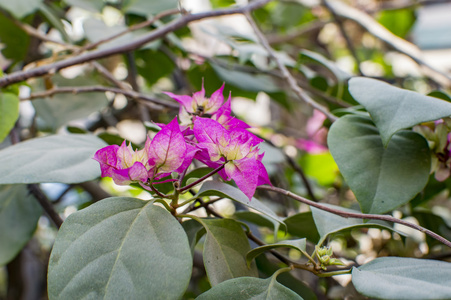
94 117 188 185
193 117 270 200
297 109 328 154
211 93 250 130
164 82 225 117
93 139 152 185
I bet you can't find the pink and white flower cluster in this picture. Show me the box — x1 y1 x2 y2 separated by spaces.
94 83 271 200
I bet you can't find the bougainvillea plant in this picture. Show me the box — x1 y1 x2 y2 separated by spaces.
3 1 451 299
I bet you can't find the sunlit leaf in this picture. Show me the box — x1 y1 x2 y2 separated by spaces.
0 93 19 143
48 197 192 299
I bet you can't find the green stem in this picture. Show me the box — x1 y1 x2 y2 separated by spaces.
316 268 352 277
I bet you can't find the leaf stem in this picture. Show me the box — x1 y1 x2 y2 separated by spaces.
178 164 225 193
28 184 63 228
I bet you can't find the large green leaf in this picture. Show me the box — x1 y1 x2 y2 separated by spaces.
0 0 43 18
246 239 307 267
32 76 108 131
48 197 192 299
198 218 258 286
352 257 451 300
0 185 42 265
196 273 303 300
349 77 451 146
0 93 19 143
0 134 107 184
328 115 430 214
64 0 103 12
195 181 285 230
0 13 30 63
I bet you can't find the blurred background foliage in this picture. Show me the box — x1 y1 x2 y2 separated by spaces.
0 0 451 299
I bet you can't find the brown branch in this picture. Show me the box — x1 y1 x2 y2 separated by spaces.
19 85 179 109
28 184 63 228
0 0 272 88
244 12 338 122
258 185 451 248
325 0 451 87
79 8 182 52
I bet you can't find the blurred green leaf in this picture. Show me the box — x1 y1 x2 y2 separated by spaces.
300 152 339 186
0 134 107 184
64 0 103 12
349 77 451 146
198 218 258 286
48 197 192 299
0 0 42 18
0 13 29 63
182 219 206 254
32 76 108 131
123 0 178 17
135 50 174 86
328 115 431 214
300 50 351 82
378 9 415 38
352 257 451 300
0 185 42 265
0 93 19 143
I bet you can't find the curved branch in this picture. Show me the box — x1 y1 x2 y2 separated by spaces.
0 0 272 88
20 85 179 109
258 185 451 248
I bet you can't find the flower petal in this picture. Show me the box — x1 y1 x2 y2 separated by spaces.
224 158 259 200
148 117 187 173
93 145 120 177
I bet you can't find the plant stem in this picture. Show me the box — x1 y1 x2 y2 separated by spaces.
178 164 225 193
258 185 451 248
28 184 63 228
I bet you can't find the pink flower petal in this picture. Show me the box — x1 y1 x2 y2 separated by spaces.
225 158 259 200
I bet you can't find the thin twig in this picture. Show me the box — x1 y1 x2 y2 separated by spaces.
20 85 179 109
325 0 451 87
323 0 363 75
0 0 272 87
244 12 338 122
28 184 63 228
78 8 182 52
266 20 328 44
258 185 451 248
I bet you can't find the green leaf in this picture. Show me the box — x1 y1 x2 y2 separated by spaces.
0 13 30 63
299 152 339 186
195 181 285 230
211 63 281 93
123 0 178 17
0 134 107 184
32 76 108 131
284 212 320 243
48 197 192 299
64 0 103 12
0 93 19 143
196 273 303 300
378 9 415 38
182 219 206 254
0 0 43 18
328 115 430 214
0 185 42 265
349 77 451 146
246 239 307 267
181 167 213 187
310 205 396 242
300 49 351 82
352 257 451 300
198 218 258 286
